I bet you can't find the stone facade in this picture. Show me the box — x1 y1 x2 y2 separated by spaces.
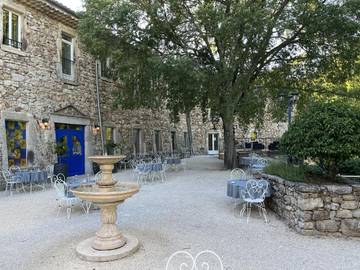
0 0 287 177
263 174 360 237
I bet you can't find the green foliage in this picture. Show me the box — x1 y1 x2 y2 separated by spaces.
264 161 305 182
79 0 360 167
53 143 67 156
264 161 329 183
281 100 360 179
339 159 360 175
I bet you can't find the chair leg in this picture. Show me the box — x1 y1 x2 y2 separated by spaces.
240 202 247 217
247 203 252 223
261 202 268 223
66 207 72 219
56 203 62 217
21 183 26 193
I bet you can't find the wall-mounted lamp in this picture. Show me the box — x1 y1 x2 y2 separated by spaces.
93 125 101 135
42 118 49 129
38 118 50 130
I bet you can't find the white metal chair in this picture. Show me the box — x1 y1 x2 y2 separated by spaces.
54 179 86 219
179 159 186 171
1 169 25 196
135 162 152 184
249 158 268 173
240 179 269 223
56 173 66 181
9 166 21 173
230 168 247 180
46 165 55 186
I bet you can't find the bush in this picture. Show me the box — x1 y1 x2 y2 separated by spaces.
281 100 360 181
339 159 360 175
264 162 305 182
264 161 329 183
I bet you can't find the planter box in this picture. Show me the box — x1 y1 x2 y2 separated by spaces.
263 173 360 237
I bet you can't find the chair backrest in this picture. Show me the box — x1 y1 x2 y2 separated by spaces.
9 166 21 172
251 158 268 167
1 169 14 182
46 165 54 174
245 179 269 200
57 173 66 181
230 168 246 180
54 179 66 198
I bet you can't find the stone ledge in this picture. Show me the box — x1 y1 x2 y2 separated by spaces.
264 174 360 238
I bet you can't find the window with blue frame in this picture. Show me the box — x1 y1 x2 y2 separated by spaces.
5 120 27 167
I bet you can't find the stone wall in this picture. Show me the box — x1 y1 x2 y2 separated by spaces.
263 174 360 237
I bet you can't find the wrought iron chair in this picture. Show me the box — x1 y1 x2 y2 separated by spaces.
54 179 86 219
56 173 66 181
249 158 268 173
1 169 25 196
135 162 152 184
240 179 269 223
46 164 55 186
230 168 247 180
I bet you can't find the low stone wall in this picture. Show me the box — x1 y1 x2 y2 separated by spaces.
262 174 360 237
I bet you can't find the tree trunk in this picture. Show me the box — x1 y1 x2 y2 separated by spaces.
328 160 338 181
223 118 237 169
185 111 194 156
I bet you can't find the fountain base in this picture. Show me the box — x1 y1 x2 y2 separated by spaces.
76 234 139 262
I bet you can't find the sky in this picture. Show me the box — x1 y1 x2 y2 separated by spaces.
57 0 84 12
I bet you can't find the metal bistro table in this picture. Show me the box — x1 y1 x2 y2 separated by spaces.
238 157 254 167
15 169 48 192
227 179 272 200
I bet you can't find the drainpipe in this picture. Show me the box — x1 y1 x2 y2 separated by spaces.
95 60 105 155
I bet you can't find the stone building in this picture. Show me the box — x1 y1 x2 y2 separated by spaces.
0 0 287 176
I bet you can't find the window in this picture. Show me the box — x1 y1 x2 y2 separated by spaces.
171 131 176 152
2 8 22 49
133 128 141 154
61 32 74 79
100 58 111 78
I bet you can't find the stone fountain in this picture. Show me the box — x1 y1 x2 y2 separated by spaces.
72 155 140 262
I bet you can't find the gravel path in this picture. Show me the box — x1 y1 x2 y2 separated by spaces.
0 156 359 270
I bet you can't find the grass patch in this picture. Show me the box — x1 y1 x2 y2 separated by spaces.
264 161 344 184
264 162 305 182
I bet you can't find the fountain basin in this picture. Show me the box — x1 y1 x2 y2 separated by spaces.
71 183 139 204
88 155 125 165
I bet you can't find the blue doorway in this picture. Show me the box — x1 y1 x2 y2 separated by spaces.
55 124 85 177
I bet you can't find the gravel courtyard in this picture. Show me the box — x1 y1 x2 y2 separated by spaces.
0 156 359 270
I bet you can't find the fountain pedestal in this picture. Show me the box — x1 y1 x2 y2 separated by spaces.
72 156 140 262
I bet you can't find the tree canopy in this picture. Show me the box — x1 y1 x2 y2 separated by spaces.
79 0 360 168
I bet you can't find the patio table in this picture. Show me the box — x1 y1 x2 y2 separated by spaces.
227 179 272 199
137 163 163 172
239 157 254 166
166 158 181 165
66 176 96 198
15 170 48 184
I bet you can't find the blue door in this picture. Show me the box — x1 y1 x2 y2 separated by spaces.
55 125 85 176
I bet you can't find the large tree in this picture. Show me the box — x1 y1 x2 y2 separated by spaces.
79 0 360 168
